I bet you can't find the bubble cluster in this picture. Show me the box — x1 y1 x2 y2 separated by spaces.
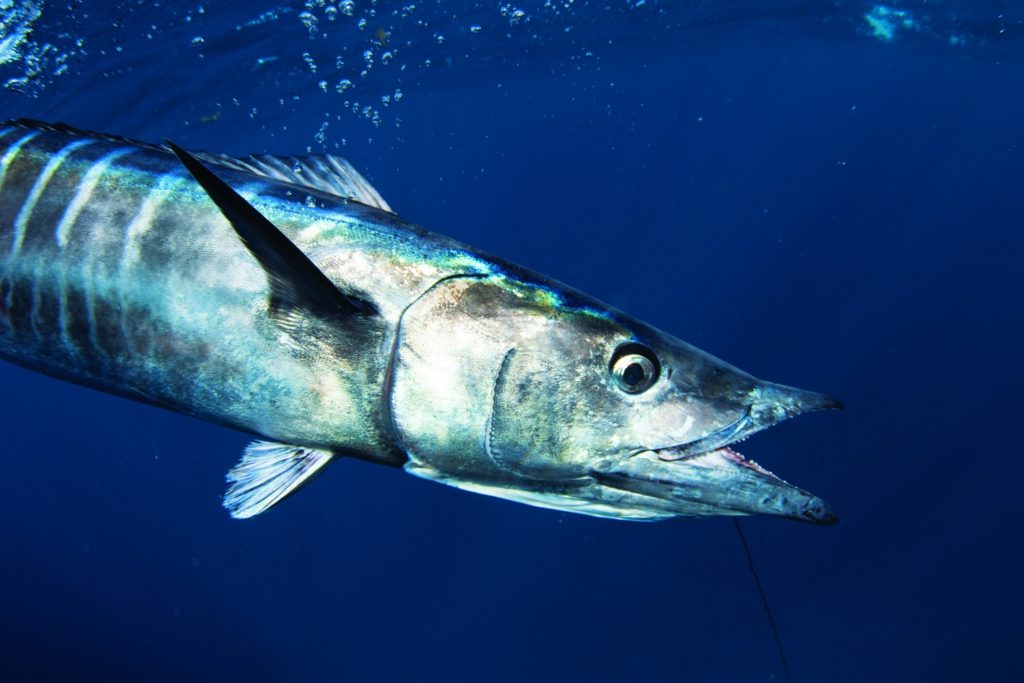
1 0 82 95
4 0 1005 144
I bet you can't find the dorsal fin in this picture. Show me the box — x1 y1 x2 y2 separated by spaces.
167 141 378 321
1 119 393 213
195 152 393 213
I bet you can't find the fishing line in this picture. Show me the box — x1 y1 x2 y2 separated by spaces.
734 519 793 683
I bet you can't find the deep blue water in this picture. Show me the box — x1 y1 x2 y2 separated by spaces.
1 1 1022 681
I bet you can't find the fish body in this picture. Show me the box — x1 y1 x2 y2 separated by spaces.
0 120 839 523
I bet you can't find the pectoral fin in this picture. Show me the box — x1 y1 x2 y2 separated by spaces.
167 141 377 322
223 441 334 519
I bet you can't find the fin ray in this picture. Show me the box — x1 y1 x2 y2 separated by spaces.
205 152 393 213
224 441 334 519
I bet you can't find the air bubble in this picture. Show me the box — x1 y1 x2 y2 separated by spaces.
298 11 319 37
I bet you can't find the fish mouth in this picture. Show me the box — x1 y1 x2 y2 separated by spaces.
652 405 759 462
591 383 841 525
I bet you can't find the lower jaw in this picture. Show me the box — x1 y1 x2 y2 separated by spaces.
592 447 837 524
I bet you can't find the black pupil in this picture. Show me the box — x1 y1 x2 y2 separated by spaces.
622 362 647 386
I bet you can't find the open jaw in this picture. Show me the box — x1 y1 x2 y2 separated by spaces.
592 441 837 525
591 388 841 525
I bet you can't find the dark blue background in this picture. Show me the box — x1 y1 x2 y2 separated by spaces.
1 2 1021 681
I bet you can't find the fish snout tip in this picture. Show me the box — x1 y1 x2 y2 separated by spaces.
793 388 844 415
800 499 839 525
758 382 844 418
821 394 844 412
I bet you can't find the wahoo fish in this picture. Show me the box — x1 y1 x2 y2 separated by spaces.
0 120 840 523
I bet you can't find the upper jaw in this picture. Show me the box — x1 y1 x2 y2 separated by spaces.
657 381 843 461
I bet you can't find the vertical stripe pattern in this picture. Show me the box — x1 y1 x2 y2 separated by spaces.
10 139 95 258
55 147 135 248
120 171 186 271
0 131 40 192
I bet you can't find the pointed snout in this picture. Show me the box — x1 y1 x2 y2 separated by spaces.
749 382 843 430
800 496 840 525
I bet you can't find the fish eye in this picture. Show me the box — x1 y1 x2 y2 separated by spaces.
610 343 660 394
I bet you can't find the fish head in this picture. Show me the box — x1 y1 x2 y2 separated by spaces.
392 275 839 523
